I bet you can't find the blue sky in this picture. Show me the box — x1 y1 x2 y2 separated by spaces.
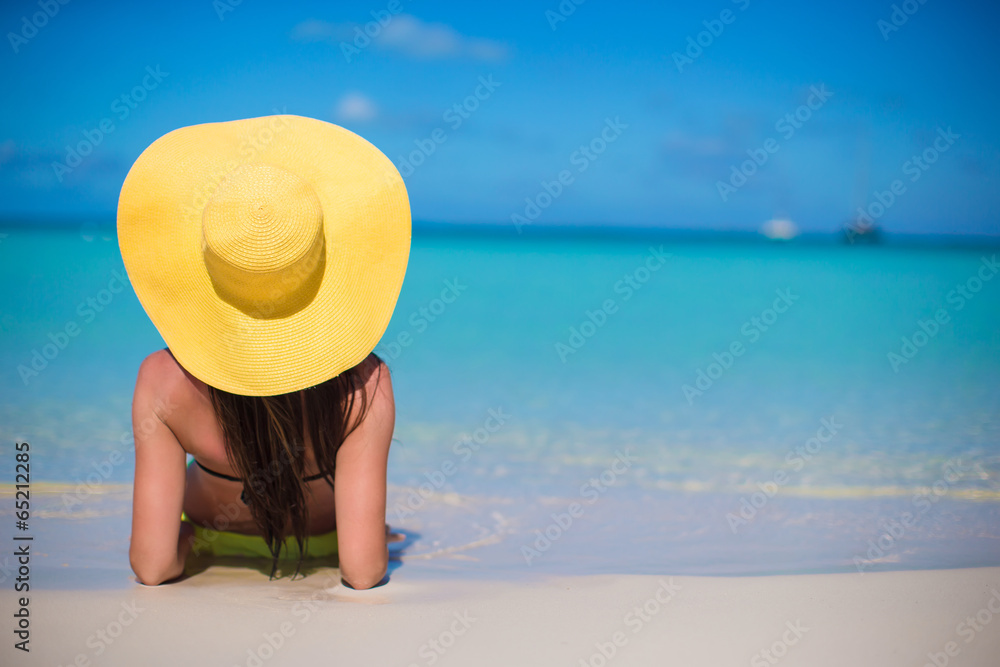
1 0 998 235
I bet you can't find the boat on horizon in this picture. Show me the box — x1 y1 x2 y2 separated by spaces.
841 218 883 244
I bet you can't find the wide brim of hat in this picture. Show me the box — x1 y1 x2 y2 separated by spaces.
117 115 410 396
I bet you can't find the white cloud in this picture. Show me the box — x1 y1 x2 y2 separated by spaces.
334 92 378 123
292 14 508 62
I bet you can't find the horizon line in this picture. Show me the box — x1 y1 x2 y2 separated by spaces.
1 217 998 248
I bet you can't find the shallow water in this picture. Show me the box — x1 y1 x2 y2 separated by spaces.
1 227 998 578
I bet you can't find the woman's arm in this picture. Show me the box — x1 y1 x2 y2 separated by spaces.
334 358 395 589
129 352 193 585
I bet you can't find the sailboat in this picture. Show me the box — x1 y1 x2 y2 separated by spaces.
841 217 883 244
841 124 883 244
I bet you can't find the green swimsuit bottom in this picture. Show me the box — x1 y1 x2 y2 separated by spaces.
182 459 337 559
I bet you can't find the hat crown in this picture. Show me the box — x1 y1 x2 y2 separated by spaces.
201 163 326 318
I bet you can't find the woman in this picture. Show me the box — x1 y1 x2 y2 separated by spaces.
117 115 411 589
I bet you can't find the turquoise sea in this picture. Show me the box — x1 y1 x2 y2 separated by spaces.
2 226 999 583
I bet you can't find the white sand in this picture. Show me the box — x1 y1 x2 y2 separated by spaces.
5 485 1000 665
4 565 1000 666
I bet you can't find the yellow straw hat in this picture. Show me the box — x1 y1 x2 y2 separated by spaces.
117 114 410 396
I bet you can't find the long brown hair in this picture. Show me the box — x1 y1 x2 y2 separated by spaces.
207 354 381 578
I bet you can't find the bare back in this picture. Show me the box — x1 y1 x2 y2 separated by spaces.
128 348 394 587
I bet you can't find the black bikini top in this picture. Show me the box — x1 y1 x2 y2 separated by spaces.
195 459 327 483
194 459 328 504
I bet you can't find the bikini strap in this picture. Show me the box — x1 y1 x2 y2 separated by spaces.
194 459 243 482
195 458 327 483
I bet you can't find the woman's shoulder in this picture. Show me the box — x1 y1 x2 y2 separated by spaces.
134 349 391 418
134 348 206 421
338 353 393 429
358 353 393 398
136 348 197 388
